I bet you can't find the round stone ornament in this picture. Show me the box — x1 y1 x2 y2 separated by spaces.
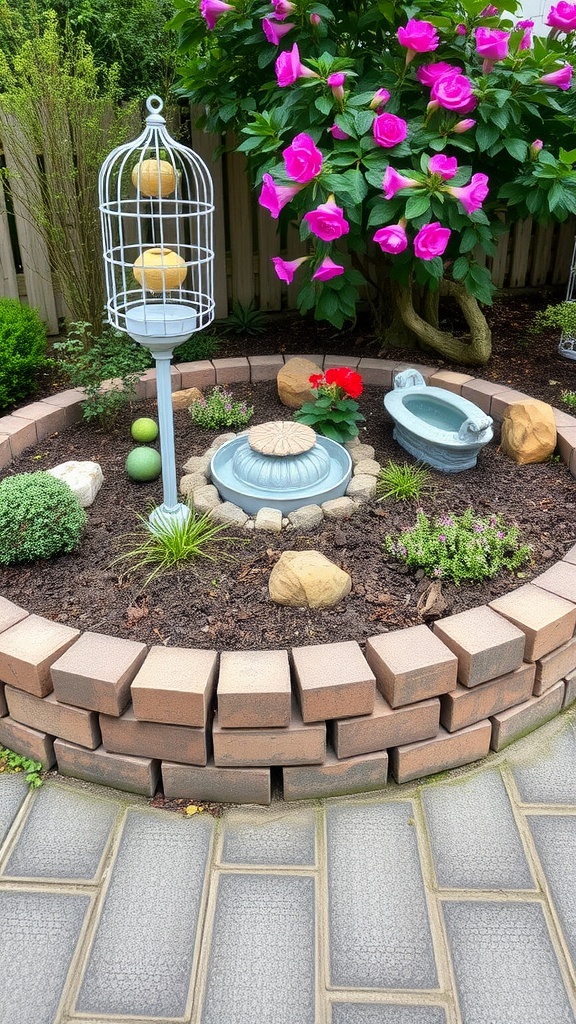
249 420 316 457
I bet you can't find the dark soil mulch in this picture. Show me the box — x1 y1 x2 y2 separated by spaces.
2 352 576 650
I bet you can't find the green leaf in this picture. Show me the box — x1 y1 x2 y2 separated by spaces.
315 95 333 116
404 193 431 219
503 138 528 162
452 255 469 280
340 168 369 204
476 123 499 151
354 109 375 136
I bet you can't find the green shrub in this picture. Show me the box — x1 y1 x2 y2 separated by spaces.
0 745 43 788
173 330 221 363
385 509 531 585
562 390 576 412
0 298 47 410
377 462 431 502
0 472 87 565
189 386 254 430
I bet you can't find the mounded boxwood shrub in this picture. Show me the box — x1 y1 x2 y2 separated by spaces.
0 472 87 565
0 298 48 410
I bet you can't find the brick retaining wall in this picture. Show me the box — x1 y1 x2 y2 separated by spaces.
1 356 576 804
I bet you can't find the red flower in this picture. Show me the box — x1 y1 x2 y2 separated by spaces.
324 366 363 398
308 373 324 388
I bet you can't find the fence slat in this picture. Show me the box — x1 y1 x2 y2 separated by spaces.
0 179 18 300
190 107 228 319
552 220 575 286
530 222 555 286
225 133 254 308
257 206 282 311
508 217 533 288
488 226 509 289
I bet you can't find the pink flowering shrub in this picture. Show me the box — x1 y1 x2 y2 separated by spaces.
171 0 576 362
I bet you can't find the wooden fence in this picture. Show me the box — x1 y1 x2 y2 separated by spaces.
1 105 574 334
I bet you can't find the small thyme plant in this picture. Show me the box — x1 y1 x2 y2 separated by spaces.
562 390 576 412
377 461 431 502
385 509 531 585
294 367 365 444
189 386 253 430
0 746 43 788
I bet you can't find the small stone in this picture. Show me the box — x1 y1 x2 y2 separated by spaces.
269 550 352 609
277 357 323 409
172 387 203 411
244 520 255 531
287 504 324 531
282 518 289 527
344 436 361 449
334 528 347 547
350 444 376 465
210 502 249 527
47 461 104 507
417 581 448 619
192 484 222 513
353 458 380 477
501 399 557 464
179 471 208 497
182 453 212 474
208 432 237 451
346 474 377 501
254 507 283 533
322 497 358 520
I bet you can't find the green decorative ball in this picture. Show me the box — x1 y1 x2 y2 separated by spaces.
125 447 162 482
131 417 159 442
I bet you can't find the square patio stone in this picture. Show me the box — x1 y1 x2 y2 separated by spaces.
434 606 526 687
51 631 147 716
130 645 217 727
291 640 375 722
217 649 291 728
0 615 80 697
365 625 457 708
489 583 576 662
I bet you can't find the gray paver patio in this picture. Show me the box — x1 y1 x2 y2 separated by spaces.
0 707 576 1024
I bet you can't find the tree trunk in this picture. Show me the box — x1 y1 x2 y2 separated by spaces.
383 278 492 366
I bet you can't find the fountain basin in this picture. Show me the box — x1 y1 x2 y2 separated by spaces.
210 432 352 515
384 369 493 472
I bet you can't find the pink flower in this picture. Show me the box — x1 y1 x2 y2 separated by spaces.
373 112 408 148
370 88 391 110
309 12 321 25
259 173 302 217
417 62 462 86
456 23 467 36
530 139 544 158
373 223 408 254
271 255 308 283
397 19 439 54
429 154 458 180
447 172 489 214
283 133 323 183
414 222 451 260
546 2 576 31
452 118 476 133
430 73 475 111
200 0 234 29
475 26 510 61
383 165 419 199
539 65 573 89
303 195 350 241
272 0 295 20
480 4 498 15
327 71 346 101
516 19 534 49
329 124 349 140
262 17 295 44
275 43 318 87
312 257 345 281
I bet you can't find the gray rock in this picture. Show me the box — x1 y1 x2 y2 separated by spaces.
192 484 222 513
179 471 208 497
254 507 283 533
353 458 380 477
321 497 358 520
182 453 212 475
287 504 324 531
350 444 376 465
346 475 377 502
210 501 249 527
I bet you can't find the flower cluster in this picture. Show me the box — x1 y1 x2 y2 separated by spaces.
189 386 254 430
309 366 363 399
293 367 365 443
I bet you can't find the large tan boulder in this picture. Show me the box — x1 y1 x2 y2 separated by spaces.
172 387 203 411
277 357 322 409
269 550 351 609
501 399 557 464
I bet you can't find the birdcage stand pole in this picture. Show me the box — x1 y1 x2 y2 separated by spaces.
149 348 190 531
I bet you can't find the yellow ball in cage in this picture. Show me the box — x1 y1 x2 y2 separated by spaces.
133 248 187 293
131 158 177 197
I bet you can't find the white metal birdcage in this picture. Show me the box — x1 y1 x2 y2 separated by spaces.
558 233 576 360
98 94 215 351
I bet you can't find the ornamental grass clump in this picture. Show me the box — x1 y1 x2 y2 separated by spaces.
0 472 87 566
189 386 254 430
294 367 365 443
385 509 531 585
377 461 431 502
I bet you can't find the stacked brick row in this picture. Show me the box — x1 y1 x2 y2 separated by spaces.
2 356 576 803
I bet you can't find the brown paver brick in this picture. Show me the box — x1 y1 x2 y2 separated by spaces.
556 425 576 467
13 401 67 439
212 357 250 384
434 606 526 687
324 355 361 370
563 544 576 565
390 720 492 784
356 358 397 388
4 686 101 750
428 370 474 395
162 759 271 805
247 354 285 381
564 669 576 707
365 625 457 708
51 631 147 716
332 691 440 759
100 705 209 765
291 640 375 722
490 388 533 421
0 434 11 470
54 739 159 796
489 583 576 662
532 561 576 604
41 388 85 425
533 636 576 695
461 378 506 415
0 683 6 717
0 615 80 698
212 698 325 767
0 596 28 635
0 716 55 768
130 645 217 727
217 649 291 729
490 680 564 751
174 359 216 389
553 408 576 427
0 414 37 457
283 748 388 800
440 663 535 733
